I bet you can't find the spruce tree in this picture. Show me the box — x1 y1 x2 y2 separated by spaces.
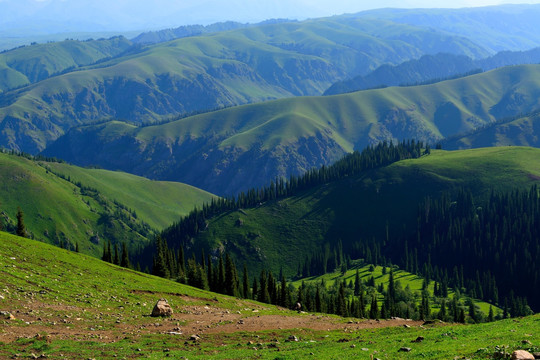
113 243 120 265
224 253 238 297
16 207 26 238
369 294 379 319
242 264 250 299
121 242 130 268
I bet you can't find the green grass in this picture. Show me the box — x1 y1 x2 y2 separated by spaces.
0 232 537 359
0 151 214 256
44 161 215 230
0 37 132 91
194 147 540 276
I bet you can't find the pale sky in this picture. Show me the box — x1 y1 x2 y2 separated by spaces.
1 0 540 32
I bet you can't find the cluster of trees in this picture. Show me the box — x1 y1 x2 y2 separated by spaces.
395 187 538 314
162 140 428 250
149 237 498 323
102 240 130 269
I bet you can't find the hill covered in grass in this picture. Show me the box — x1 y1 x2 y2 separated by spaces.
0 36 133 92
44 64 540 195
159 146 540 313
0 230 538 359
0 151 214 257
443 111 540 150
183 147 540 275
0 15 488 153
324 47 540 95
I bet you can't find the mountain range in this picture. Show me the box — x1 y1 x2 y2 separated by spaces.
43 64 540 194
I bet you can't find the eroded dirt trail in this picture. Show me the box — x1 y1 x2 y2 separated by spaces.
0 296 422 344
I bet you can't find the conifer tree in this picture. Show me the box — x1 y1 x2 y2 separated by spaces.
16 207 26 238
225 253 238 297
369 294 379 319
242 264 250 299
113 243 120 265
280 274 288 308
121 242 130 268
354 269 361 296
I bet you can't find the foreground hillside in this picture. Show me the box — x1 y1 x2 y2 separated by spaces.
0 151 213 256
44 64 540 194
0 233 538 359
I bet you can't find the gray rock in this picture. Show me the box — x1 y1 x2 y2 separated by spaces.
512 350 535 360
151 299 173 317
399 347 412 352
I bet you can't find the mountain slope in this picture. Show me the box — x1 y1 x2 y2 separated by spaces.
185 147 540 276
0 36 133 92
324 47 540 95
44 64 540 195
443 111 540 150
0 151 214 256
0 15 488 153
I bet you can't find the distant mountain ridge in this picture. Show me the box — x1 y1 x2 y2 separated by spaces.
42 65 540 195
325 47 540 95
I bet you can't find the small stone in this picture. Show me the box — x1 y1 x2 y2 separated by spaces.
412 336 424 343
512 350 535 360
287 335 298 342
350 344 356 348
532 352 540 359
522 340 532 345
190 334 200 341
399 347 412 352
361 348 369 351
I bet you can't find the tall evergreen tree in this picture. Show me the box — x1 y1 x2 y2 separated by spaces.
16 207 26 238
242 264 250 299
121 242 130 268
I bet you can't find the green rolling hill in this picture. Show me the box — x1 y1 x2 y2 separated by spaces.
443 111 540 150
44 64 540 195
0 15 488 153
0 36 133 92
185 147 540 276
0 151 214 257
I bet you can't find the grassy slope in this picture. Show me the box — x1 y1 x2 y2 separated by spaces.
194 147 540 275
44 162 215 230
0 37 132 91
43 64 540 195
444 112 540 150
0 16 488 153
0 152 214 256
0 232 538 359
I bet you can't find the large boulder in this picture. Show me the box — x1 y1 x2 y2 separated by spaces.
151 298 173 317
512 350 535 360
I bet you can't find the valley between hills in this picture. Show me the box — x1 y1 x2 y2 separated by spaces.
1 3 540 359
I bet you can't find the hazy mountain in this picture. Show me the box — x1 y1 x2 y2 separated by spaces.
356 4 540 52
0 16 488 153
